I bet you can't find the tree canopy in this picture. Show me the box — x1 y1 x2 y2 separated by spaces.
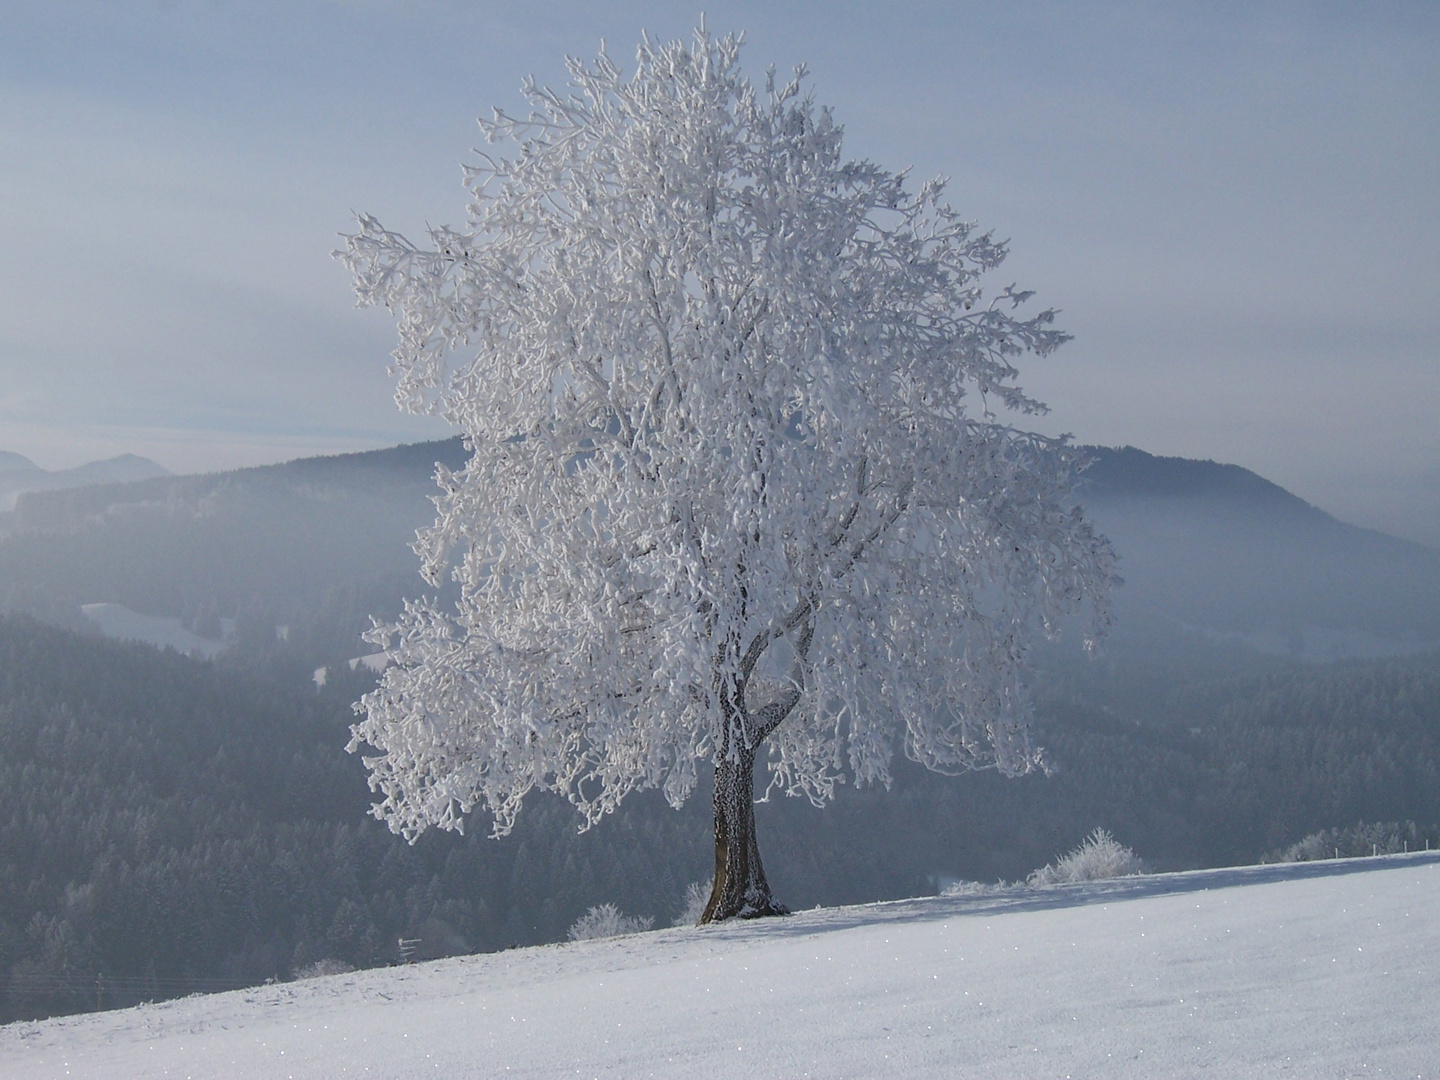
341 27 1117 919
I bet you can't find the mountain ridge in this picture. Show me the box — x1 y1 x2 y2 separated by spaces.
0 438 1433 660
0 453 169 513
1080 444 1318 512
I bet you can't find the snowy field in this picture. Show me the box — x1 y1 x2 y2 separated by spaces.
4 854 1437 1079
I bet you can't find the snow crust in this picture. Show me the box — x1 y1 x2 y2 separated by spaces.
4 854 1437 1078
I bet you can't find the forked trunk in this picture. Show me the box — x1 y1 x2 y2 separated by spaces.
699 745 789 923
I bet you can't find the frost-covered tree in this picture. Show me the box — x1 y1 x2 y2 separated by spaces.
340 27 1117 923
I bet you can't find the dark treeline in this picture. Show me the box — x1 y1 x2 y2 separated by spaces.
2 616 1439 1023
0 617 711 1022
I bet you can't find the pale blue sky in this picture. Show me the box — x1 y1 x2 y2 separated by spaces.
2 2 1437 543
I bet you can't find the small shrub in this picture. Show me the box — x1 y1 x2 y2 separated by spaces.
673 879 713 926
292 958 355 980
567 904 654 942
939 879 1018 898
1028 828 1147 886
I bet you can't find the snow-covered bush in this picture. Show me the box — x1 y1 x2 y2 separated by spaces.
673 880 713 927
292 958 355 980
939 879 1019 898
1027 828 1147 886
1272 830 1342 863
567 904 654 942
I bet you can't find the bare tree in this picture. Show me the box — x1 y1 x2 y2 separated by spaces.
340 27 1117 923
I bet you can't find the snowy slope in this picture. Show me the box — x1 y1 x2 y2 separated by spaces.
3 855 1437 1079
80 602 231 658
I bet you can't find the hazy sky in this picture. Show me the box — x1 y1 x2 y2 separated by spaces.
2 2 1437 544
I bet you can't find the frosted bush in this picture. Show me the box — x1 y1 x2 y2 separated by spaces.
567 904 654 942
292 958 356 980
940 879 1019 898
1275 830 1339 863
673 880 713 927
1027 828 1147 886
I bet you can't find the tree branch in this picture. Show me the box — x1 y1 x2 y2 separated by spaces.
749 616 815 745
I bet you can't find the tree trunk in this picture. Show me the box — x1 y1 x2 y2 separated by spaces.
699 745 789 923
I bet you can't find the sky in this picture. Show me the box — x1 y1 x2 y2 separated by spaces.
2 2 1437 544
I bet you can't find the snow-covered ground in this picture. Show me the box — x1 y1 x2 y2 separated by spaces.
4 854 1437 1079
79 602 231 659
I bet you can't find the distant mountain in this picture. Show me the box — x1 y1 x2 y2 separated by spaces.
0 439 468 659
0 437 1434 664
0 452 41 475
0 452 169 512
1077 447 1440 657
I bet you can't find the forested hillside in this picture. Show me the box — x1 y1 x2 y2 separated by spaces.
4 616 1437 1023
0 617 717 1022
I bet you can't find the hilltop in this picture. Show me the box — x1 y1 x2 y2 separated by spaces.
4 854 1437 1078
0 453 168 514
1078 446 1440 653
